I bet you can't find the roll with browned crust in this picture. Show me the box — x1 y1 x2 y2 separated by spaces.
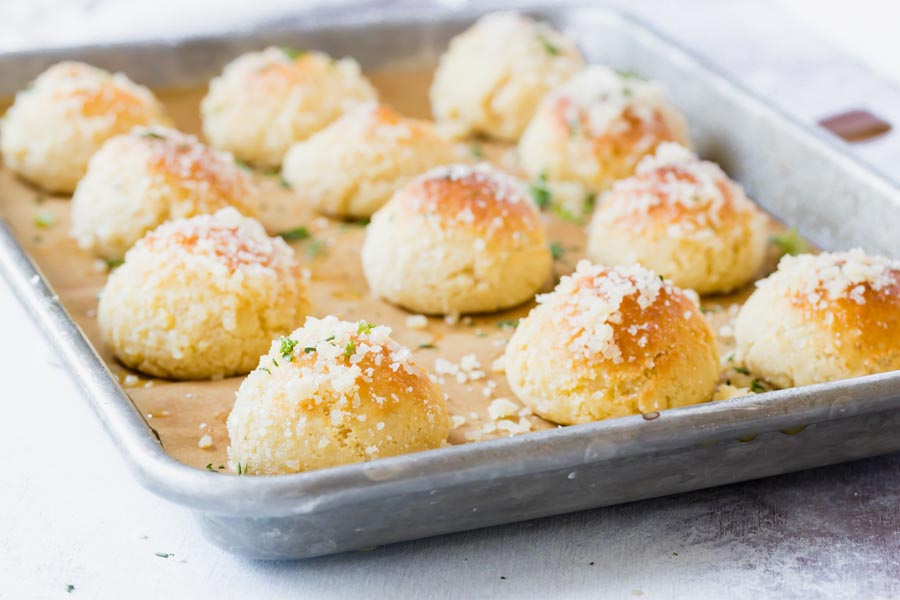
98 208 308 380
587 142 767 295
227 316 450 474
735 249 900 388
1 61 169 193
505 260 720 424
362 164 553 315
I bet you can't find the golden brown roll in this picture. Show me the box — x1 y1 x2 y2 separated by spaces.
587 142 767 294
282 103 457 218
1 61 169 193
362 164 553 315
98 208 308 380
735 249 900 387
505 260 720 424
201 47 377 167
430 12 584 141
519 65 688 193
226 316 450 474
71 126 257 260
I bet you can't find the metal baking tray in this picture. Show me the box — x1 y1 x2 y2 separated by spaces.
2 2 900 560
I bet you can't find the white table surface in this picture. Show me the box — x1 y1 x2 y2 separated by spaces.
2 1 900 598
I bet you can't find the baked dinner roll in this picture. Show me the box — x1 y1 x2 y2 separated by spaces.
587 143 767 295
362 164 553 315
735 249 900 388
519 65 689 193
505 260 720 424
1 61 169 193
226 316 450 474
201 47 376 167
98 208 308 380
71 126 258 261
430 12 584 141
282 103 457 218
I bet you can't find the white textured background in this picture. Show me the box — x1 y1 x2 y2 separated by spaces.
1 1 900 599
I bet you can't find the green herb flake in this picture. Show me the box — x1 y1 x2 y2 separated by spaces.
344 339 356 358
154 552 173 559
34 212 55 228
617 69 645 80
65 585 75 593
304 346 316 353
497 319 519 329
553 203 581 223
770 228 810 256
549 242 565 261
280 46 307 60
325 335 336 342
528 178 552 210
417 343 437 350
236 462 244 475
278 227 311 241
206 463 216 472
257 366 271 375
279 336 298 361
105 258 124 269
272 358 278 367
536 33 559 56
140 130 166 140
234 158 251 171
357 321 375 335
470 144 484 160
750 379 767 394
306 238 326 258
279 176 291 189
734 366 751 375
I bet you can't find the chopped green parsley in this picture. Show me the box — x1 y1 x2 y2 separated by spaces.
770 228 810 256
528 174 552 210
549 242 565 261
279 336 298 361
306 239 326 258
750 379 767 393
536 33 559 55
280 46 306 60
278 227 311 241
34 212 55 228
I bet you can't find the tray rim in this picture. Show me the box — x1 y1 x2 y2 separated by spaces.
2 0 900 518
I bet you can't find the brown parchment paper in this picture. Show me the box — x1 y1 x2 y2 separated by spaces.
0 64 787 472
